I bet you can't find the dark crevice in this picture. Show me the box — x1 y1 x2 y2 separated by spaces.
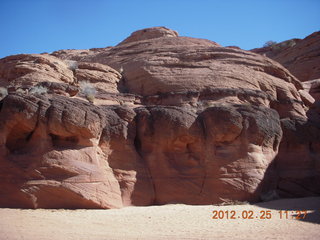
199 171 207 195
273 135 280 152
133 113 157 205
50 134 79 148
25 130 34 142
309 142 314 153
197 114 208 195
197 115 208 140
133 135 142 157
6 128 35 154
117 76 129 93
0 99 3 112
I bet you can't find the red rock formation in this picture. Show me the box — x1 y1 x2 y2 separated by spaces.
118 26 179 45
0 27 319 208
0 54 74 88
252 32 320 198
252 31 320 82
302 79 320 101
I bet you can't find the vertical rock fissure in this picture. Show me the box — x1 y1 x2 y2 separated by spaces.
198 115 208 195
133 113 157 205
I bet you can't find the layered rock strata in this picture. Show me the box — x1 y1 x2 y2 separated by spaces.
0 27 319 208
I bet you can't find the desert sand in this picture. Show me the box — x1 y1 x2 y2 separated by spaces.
0 197 319 240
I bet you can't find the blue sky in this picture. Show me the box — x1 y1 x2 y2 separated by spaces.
0 0 319 58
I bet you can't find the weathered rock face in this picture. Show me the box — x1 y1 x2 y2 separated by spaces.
0 54 74 88
0 27 319 208
118 26 179 45
84 31 302 99
134 105 282 204
0 54 121 99
0 93 281 207
252 31 320 198
0 94 122 208
252 31 320 82
275 118 320 198
302 79 320 102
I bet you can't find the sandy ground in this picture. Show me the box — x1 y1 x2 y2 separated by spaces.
0 197 319 240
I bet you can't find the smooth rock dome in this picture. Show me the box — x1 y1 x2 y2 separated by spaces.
118 26 179 45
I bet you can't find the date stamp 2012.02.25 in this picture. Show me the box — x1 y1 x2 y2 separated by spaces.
212 210 308 220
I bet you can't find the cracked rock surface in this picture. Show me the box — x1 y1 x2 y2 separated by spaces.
0 27 319 208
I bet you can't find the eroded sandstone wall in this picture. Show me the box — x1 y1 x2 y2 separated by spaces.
0 27 319 208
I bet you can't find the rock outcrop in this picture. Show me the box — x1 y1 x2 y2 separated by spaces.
118 26 179 46
302 79 320 103
0 27 319 208
252 31 320 198
252 31 320 82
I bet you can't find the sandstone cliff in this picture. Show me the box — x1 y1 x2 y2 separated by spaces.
251 31 320 82
0 27 319 208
